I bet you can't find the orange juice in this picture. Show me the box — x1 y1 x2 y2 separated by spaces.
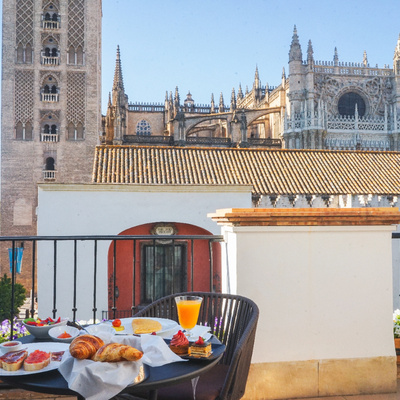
176 300 202 330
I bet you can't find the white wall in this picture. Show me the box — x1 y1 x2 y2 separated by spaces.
222 224 396 363
36 184 252 320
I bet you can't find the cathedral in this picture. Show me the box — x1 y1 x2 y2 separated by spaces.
1 1 400 288
103 27 400 152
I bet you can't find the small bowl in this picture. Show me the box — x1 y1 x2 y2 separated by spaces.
48 326 79 343
0 340 22 354
22 318 68 339
85 324 115 342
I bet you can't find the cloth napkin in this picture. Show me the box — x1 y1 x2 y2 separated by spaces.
164 324 212 340
59 334 185 400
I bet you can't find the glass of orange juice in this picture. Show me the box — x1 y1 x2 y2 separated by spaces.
175 295 203 338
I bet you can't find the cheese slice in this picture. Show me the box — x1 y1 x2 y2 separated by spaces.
132 318 162 334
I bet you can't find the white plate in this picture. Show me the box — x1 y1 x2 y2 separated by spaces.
105 317 178 337
0 342 69 376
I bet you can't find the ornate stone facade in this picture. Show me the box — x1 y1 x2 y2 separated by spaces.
1 0 102 287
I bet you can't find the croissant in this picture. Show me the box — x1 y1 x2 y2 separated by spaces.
69 334 105 360
92 343 143 362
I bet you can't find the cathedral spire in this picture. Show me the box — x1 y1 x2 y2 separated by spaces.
307 40 314 64
237 84 243 101
210 93 215 113
219 92 224 113
113 45 124 92
254 65 260 89
289 25 302 62
230 88 236 111
333 47 339 66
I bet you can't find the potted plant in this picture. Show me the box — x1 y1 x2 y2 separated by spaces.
394 309 400 364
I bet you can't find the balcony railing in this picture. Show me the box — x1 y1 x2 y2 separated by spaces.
42 20 60 29
41 133 59 143
41 93 59 102
3 234 223 339
41 56 60 65
43 170 56 180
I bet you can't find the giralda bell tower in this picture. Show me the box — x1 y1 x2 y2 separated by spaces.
1 0 102 287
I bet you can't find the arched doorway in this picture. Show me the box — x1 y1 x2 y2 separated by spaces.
107 222 221 317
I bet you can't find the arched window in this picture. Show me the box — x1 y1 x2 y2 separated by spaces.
45 47 50 57
136 120 152 136
51 48 57 57
51 13 58 21
17 44 24 63
338 92 366 117
76 123 84 139
67 122 75 140
25 43 32 63
16 122 23 139
51 125 57 134
45 12 51 21
44 124 50 134
25 122 32 140
45 157 55 170
76 46 83 65
68 46 75 64
50 85 57 94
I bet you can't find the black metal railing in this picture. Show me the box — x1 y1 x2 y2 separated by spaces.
2 234 223 340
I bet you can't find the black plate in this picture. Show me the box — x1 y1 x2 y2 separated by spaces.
163 339 225 361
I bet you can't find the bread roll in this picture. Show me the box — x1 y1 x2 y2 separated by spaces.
69 334 104 360
92 343 143 362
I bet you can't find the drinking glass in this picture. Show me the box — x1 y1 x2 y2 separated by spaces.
175 295 203 338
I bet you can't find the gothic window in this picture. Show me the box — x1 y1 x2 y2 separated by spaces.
41 76 59 102
136 120 152 136
76 123 84 139
41 36 59 65
42 2 60 29
68 46 75 64
338 92 366 117
67 122 75 139
16 122 23 139
76 46 83 65
25 44 32 63
44 124 50 133
50 124 57 134
17 44 24 63
25 122 33 140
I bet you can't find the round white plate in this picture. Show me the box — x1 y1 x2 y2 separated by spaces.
0 342 69 376
105 317 178 337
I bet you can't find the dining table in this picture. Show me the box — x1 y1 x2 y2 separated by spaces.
0 333 225 400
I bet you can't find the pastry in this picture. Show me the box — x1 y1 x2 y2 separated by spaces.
0 350 28 371
92 343 143 362
69 334 105 359
189 336 212 357
169 330 189 355
132 318 162 334
23 350 51 371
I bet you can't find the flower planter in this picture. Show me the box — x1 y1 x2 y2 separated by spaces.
394 338 400 364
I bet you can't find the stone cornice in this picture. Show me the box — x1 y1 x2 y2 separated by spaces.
208 207 400 226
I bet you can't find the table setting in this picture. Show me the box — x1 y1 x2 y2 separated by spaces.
0 295 224 400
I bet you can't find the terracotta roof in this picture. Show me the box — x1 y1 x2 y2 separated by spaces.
92 145 400 196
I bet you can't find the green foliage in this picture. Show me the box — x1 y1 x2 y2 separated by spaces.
0 274 27 321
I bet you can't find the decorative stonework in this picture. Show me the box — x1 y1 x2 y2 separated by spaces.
66 72 86 124
15 70 34 123
43 0 60 9
40 70 61 84
67 0 85 49
16 0 34 46
40 110 61 121
314 74 393 117
41 32 61 45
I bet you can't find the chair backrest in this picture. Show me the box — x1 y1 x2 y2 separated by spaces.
134 292 259 400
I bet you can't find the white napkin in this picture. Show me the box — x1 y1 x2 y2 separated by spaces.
59 334 185 400
165 324 212 340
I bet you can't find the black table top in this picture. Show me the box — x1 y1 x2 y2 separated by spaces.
0 334 224 399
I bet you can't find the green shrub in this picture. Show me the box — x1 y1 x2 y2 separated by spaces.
0 273 27 321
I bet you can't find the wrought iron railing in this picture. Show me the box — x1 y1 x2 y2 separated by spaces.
3 234 223 340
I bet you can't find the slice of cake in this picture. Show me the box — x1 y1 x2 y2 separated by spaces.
190 336 212 358
132 318 162 334
169 330 189 355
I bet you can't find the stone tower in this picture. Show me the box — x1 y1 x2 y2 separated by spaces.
1 0 102 286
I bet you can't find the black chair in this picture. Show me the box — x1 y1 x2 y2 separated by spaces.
118 292 259 400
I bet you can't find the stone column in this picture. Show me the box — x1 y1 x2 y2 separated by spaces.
209 207 400 400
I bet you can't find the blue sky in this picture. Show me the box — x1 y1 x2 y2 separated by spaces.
101 0 400 113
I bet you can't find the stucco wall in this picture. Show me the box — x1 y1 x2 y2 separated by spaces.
36 184 252 320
